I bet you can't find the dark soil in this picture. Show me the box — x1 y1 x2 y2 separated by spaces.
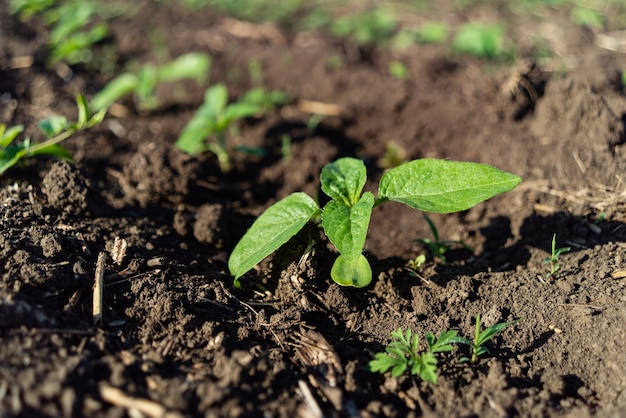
2 1 626 417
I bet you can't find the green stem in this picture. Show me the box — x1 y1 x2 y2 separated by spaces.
471 313 481 363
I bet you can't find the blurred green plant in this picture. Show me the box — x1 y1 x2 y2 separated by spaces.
90 52 211 112
389 61 409 80
9 0 131 68
0 94 106 175
416 21 449 44
570 5 604 28
452 22 512 60
176 84 289 172
331 8 397 46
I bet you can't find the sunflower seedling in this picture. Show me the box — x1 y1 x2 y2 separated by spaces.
543 233 571 279
369 328 466 383
228 157 521 288
0 94 105 175
176 84 288 172
458 313 520 364
90 52 211 112
415 213 472 263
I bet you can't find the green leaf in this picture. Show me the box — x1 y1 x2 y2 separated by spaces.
221 102 264 124
203 83 229 119
29 143 72 160
322 192 374 262
369 352 401 374
0 124 24 148
38 116 68 138
90 73 139 112
378 159 521 213
0 143 29 175
320 157 367 206
228 192 320 287
76 94 90 127
330 253 372 287
156 52 211 84
476 319 520 347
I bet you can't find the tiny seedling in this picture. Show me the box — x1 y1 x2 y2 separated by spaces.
176 84 288 172
452 22 511 60
415 213 472 263
0 94 105 175
90 52 211 112
543 233 571 279
369 328 466 383
458 313 520 364
229 157 521 288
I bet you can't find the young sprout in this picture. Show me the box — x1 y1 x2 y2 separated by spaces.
369 328 466 383
543 233 571 279
229 157 521 288
458 313 520 364
415 213 472 263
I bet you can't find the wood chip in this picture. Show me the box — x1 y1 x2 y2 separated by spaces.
93 252 106 325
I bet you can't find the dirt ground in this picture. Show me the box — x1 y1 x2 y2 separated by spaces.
2 1 626 417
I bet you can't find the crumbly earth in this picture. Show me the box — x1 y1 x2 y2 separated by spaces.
2 2 626 417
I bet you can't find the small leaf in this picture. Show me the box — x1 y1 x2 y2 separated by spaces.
475 319 520 347
203 83 229 119
228 192 320 287
322 192 374 262
222 102 264 124
378 159 521 213
330 254 372 287
0 125 24 148
38 116 68 138
320 157 367 206
0 143 29 175
369 352 399 374
76 94 90 127
90 73 139 112
156 52 211 84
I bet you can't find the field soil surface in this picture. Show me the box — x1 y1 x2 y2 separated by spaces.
2 2 626 417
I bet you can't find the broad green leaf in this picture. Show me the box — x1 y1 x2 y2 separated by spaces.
221 102 264 126
320 157 367 206
229 192 320 287
157 53 211 84
330 254 372 287
322 192 374 262
29 143 72 160
378 159 521 213
0 124 24 148
0 144 28 175
90 73 139 112
38 116 68 138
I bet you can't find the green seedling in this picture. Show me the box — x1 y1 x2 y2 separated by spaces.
543 233 571 279
369 328 466 383
9 0 126 67
415 213 472 263
176 84 289 172
331 8 397 46
458 313 520 364
90 52 211 112
389 61 409 80
452 22 511 60
0 94 106 175
229 157 521 288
